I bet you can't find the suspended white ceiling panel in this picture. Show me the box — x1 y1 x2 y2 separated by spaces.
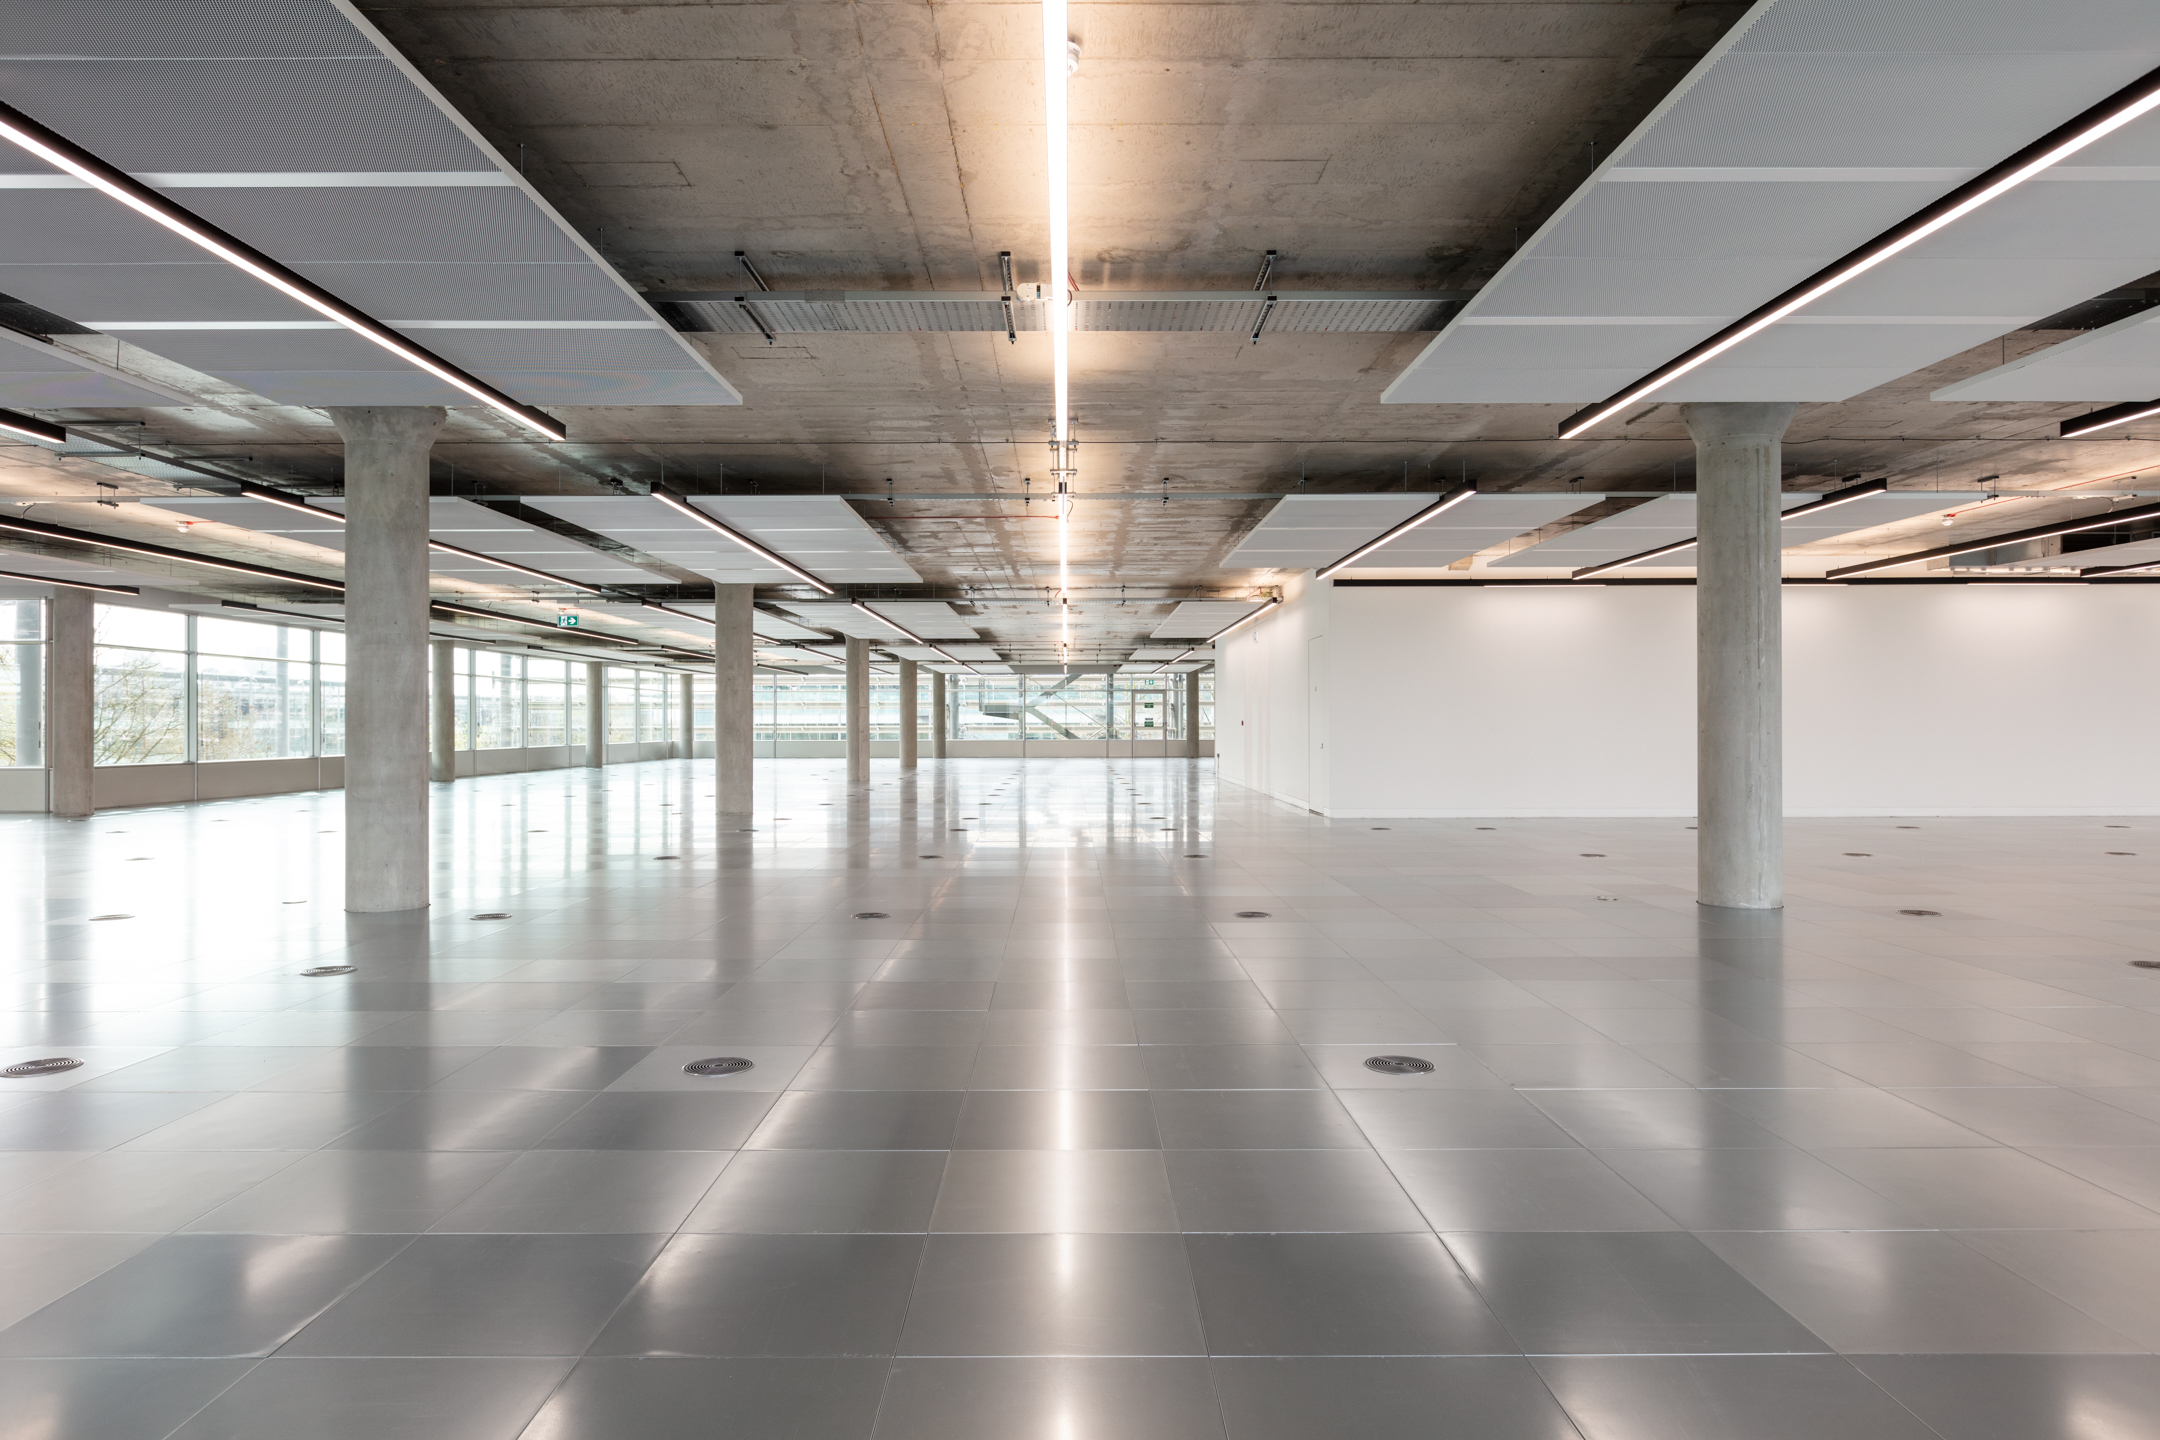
185 495 668 585
779 600 979 640
0 1 737 410
1151 601 1269 638
1491 493 1815 568
773 602 926 640
1223 492 1608 570
0 328 197 409
1779 490 1984 546
2035 534 2160 570
1132 646 1213 660
0 551 157 589
520 495 919 585
692 497 920 585
1383 0 2160 407
1932 308 2160 401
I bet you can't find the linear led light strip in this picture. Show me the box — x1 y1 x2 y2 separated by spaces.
850 600 979 670
0 100 567 442
1151 596 1280 671
234 486 606 594
649 486 836 594
1558 63 2160 439
0 407 65 446
1570 478 1889 580
0 511 344 592
2060 399 2160 439
1826 497 2160 579
1043 0 1072 463
1314 486 1477 579
0 568 136 595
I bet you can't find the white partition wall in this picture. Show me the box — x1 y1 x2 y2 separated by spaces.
1217 582 2160 817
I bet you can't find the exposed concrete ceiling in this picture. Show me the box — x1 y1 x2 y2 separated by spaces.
3 1 2158 661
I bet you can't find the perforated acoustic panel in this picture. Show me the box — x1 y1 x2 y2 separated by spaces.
520 495 920 586
0 0 737 410
1488 491 1975 569
657 292 1462 336
1933 308 2160 402
0 327 196 409
1383 0 2160 406
1151 601 1268 638
1223 493 1607 571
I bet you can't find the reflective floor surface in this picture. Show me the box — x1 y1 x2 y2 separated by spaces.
4 758 2160 1437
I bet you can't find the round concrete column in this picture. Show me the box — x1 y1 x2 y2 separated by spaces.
930 670 947 759
898 658 918 771
330 405 445 913
46 588 93 818
713 585 754 816
845 637 869 785
429 640 455 783
583 661 606 768
677 673 695 759
1685 401 1795 910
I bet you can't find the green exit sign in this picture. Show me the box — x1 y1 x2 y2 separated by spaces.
555 614 580 628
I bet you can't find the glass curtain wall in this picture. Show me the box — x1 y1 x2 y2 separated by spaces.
0 598 44 767
680 669 1217 749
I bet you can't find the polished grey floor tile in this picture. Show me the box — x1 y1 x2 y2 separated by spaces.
281 1234 665 1355
522 1358 888 1440
1892 1084 2160 1146
591 1234 922 1356
1591 1146 1928 1231
0 1150 301 1233
1336 1090 1578 1149
0 1091 221 1151
953 1089 1160 1149
324 1089 592 1151
1442 1232 1827 1356
534 1091 776 1150
166 1357 568 1440
794 1045 982 1090
744 1090 965 1150
425 1046 653 1092
183 1151 514 1234
0 1358 256 1440
1149 1090 1368 1149
0 1233 158 1330
1851 1354 2160 1440
1165 1148 1428 1231
1142 1045 1324 1088
929 1149 1176 1232
1951 1229 2160 1349
1810 1146 2160 1228
1387 1149 1679 1232
1705 1087 1994 1148
873 1358 1223 1440
1522 1088 1790 1150
898 1235 1205 1356
428 1150 729 1234
1186 1233 1513 1355
681 1150 948 1233
0 1234 409 1357
1698 1229 2144 1353
1533 1355 1939 1440
1212 1357 1591 1440
1131 1008 1296 1044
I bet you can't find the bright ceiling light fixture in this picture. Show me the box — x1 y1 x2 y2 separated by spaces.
649 486 835 594
0 407 65 446
1571 478 1890 580
1559 64 2160 440
2059 399 2160 438
1148 646 1196 675
1826 497 2160 579
0 568 136 595
0 100 567 442
1202 597 1280 646
1043 0 1073 470
1314 486 1477 579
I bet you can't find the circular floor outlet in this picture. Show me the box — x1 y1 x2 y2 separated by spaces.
1899 909 1941 917
1476 826 1496 831
302 966 356 977
1184 853 1207 858
1845 852 1872 857
1365 1055 1437 1076
853 912 890 920
1580 853 1606 858
2110 852 2138 856
5 1057 84 1078
683 1056 754 1077
654 855 680 860
919 855 941 859
1371 827 1390 830
2132 960 2160 970
88 914 132 921
472 912 512 920
1235 910 1271 918
1597 895 1620 902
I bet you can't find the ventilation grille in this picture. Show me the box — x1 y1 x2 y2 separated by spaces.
654 291 1465 336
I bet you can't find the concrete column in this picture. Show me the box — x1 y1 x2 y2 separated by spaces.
714 585 754 815
584 661 605 768
677 673 694 759
429 640 455 782
898 658 918 771
46 588 93 817
845 637 869 785
331 405 445 913
930 670 947 759
1184 670 1202 760
1686 401 1795 910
